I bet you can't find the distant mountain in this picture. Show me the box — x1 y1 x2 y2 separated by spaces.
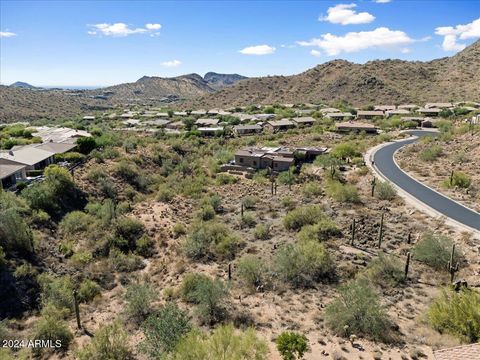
204 72 248 89
10 81 37 89
186 40 480 108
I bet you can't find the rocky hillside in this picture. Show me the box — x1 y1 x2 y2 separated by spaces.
9 81 37 89
186 40 480 108
204 72 248 89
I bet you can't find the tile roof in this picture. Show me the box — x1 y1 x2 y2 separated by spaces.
0 147 54 166
0 158 26 180
434 343 480 360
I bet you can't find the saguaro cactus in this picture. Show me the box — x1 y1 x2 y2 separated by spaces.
404 252 411 280
371 177 376 197
73 289 81 329
377 212 384 248
241 202 244 218
228 263 232 280
447 244 459 283
351 219 356 246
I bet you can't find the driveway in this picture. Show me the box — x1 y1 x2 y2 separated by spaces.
371 130 480 232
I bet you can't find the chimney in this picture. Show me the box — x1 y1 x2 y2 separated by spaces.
8 150 14 156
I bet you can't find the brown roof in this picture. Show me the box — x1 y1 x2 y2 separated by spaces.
0 158 26 180
434 343 480 360
357 110 384 116
336 121 376 129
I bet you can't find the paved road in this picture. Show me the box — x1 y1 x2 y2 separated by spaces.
372 130 480 232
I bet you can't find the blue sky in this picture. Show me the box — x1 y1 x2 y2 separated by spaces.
1 0 479 87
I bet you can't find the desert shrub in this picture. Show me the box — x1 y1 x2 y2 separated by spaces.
124 282 157 322
109 248 144 272
254 223 271 240
419 145 443 162
77 279 101 303
241 212 257 228
331 142 361 159
325 279 394 342
297 218 340 242
157 186 175 202
135 234 155 257
283 205 324 231
141 302 191 358
325 181 360 203
361 254 404 288
172 324 268 360
60 211 91 235
375 181 397 200
70 250 93 267
0 208 33 255
241 195 258 209
237 255 268 290
172 223 187 238
275 240 334 288
184 221 240 260
180 274 228 324
443 171 471 189
201 194 222 212
428 288 480 342
179 273 211 303
197 204 216 221
34 305 73 352
276 331 309 360
76 321 131 360
38 274 74 311
76 136 97 154
413 233 460 271
114 216 145 251
281 196 296 210
302 182 322 198
216 173 238 185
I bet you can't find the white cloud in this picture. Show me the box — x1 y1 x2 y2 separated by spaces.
310 49 321 57
374 0 391 3
0 31 16 38
161 60 181 67
435 18 480 51
297 27 413 56
87 22 161 37
401 48 411 54
239 44 276 55
319 4 375 25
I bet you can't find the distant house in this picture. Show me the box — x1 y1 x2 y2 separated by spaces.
197 127 224 136
434 343 480 360
0 158 27 189
174 111 188 116
82 115 95 121
400 117 425 126
398 104 419 111
292 117 316 127
166 121 185 130
386 109 411 117
34 142 78 154
417 108 441 116
295 109 313 116
0 147 55 170
374 105 396 111
425 102 453 109
356 111 384 120
335 121 378 133
191 110 207 116
233 124 263 136
207 109 219 116
156 112 170 117
234 113 256 122
253 113 276 121
261 155 295 172
319 107 341 114
325 112 354 121
142 119 171 127
264 119 295 132
33 127 92 143
195 118 219 127
218 110 232 116
122 119 141 126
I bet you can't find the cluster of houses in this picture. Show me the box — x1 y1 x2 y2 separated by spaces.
0 127 91 189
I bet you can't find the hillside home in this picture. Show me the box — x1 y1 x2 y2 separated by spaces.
0 158 27 189
356 111 384 120
264 119 295 132
82 115 95 120
335 121 378 134
166 121 184 130
433 343 480 360
374 105 396 111
417 108 441 116
234 113 256 122
325 112 354 120
400 117 425 126
0 147 55 170
295 109 313 116
319 108 341 114
197 127 224 136
156 112 170 117
398 104 419 111
425 102 453 109
34 141 78 154
195 118 219 127
142 119 171 127
207 109 219 116
292 117 316 127
386 109 411 117
218 110 232 116
191 110 207 116
173 111 188 116
233 124 263 136
253 113 276 121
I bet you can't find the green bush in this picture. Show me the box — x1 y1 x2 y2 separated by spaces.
109 248 144 272
276 331 310 360
60 211 91 234
76 136 97 154
302 182 322 198
241 212 257 228
325 180 360 203
0 208 33 255
216 173 238 185
201 194 222 212
361 254 404 288
428 288 480 342
157 186 175 202
184 221 240 260
283 205 324 231
141 302 191 358
172 324 268 360
76 321 131 360
180 273 211 303
38 274 74 311
419 145 443 162
413 233 460 271
281 196 296 210
241 195 258 209
78 279 101 303
172 223 187 238
275 240 334 288
124 282 157 322
325 279 394 342
254 223 271 240
375 181 397 200
136 234 155 257
34 305 73 352
331 142 361 159
297 218 340 242
197 204 216 221
114 216 145 251
443 171 471 189
237 255 268 290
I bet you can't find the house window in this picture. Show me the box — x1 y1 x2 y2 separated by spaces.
274 163 278 168
253 161 257 166
239 158 244 163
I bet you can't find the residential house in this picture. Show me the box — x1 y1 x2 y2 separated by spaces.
34 142 78 154
319 107 341 114
386 109 411 117
264 119 295 132
142 119 171 127
433 343 480 360
253 113 276 121
292 117 316 127
425 102 453 109
195 118 220 127
325 112 354 121
191 110 207 116
207 109 219 116
0 147 55 170
356 111 384 120
233 124 263 136
173 111 188 116
0 158 27 189
156 112 170 117
82 115 95 121
197 127 224 137
374 105 396 112
417 108 441 116
295 109 313 116
33 127 92 143
335 121 378 133
398 104 419 111
166 121 185 130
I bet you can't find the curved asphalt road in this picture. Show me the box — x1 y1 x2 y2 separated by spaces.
372 130 480 232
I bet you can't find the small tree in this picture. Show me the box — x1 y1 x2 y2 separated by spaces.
276 331 310 360
124 282 157 322
413 233 461 271
76 136 97 154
